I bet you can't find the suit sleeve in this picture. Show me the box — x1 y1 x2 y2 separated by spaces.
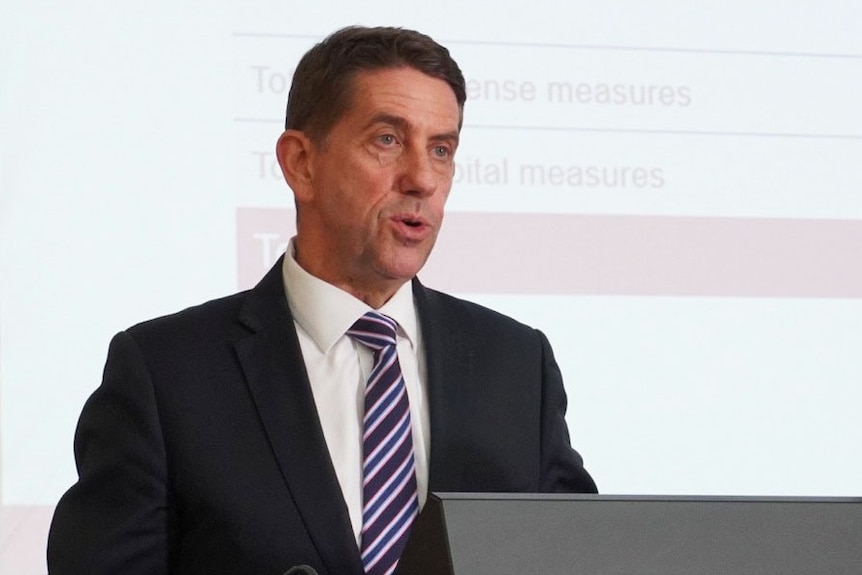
47 331 172 574
536 330 599 494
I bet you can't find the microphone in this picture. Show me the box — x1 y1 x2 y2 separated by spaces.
283 566 319 575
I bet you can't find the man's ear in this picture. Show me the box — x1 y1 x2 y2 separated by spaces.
276 129 315 202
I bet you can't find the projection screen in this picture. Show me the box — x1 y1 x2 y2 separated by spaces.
1 1 860 572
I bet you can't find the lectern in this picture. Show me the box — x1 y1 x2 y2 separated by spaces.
396 493 862 574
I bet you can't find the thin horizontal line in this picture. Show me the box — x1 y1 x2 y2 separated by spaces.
448 40 862 60
231 31 862 60
233 32 320 41
234 117 281 123
468 125 862 140
232 118 862 140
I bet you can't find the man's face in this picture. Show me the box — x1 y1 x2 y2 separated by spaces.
290 66 461 303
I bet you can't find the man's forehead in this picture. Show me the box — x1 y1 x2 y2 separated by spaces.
349 67 460 106
345 67 462 127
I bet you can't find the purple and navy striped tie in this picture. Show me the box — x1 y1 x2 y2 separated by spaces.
347 311 419 575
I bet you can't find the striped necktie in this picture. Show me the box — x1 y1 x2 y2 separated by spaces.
347 311 419 575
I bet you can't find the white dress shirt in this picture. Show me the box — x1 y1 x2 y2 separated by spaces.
281 240 430 547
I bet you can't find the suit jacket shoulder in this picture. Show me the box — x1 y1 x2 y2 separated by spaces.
49 260 364 575
413 279 598 495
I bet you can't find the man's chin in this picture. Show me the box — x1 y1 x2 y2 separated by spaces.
378 250 431 283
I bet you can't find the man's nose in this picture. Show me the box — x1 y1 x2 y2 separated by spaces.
398 147 442 197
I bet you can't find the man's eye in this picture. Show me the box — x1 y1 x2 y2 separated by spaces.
433 146 451 159
377 134 397 146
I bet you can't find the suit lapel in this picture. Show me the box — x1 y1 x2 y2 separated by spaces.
412 279 475 492
234 259 363 575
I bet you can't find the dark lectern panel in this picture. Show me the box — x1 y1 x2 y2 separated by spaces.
398 494 862 575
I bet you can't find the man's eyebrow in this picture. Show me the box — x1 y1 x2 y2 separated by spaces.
366 113 409 132
433 130 461 146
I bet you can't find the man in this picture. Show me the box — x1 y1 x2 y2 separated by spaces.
47 26 596 575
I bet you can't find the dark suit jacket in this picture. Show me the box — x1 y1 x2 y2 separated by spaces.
47 259 596 575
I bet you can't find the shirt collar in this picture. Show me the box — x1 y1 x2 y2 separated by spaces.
281 238 419 354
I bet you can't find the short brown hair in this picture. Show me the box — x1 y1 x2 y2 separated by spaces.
284 26 466 141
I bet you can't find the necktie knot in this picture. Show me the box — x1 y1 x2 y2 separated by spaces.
347 311 398 351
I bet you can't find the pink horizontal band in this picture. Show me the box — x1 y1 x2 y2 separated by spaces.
0 505 54 571
237 208 862 298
